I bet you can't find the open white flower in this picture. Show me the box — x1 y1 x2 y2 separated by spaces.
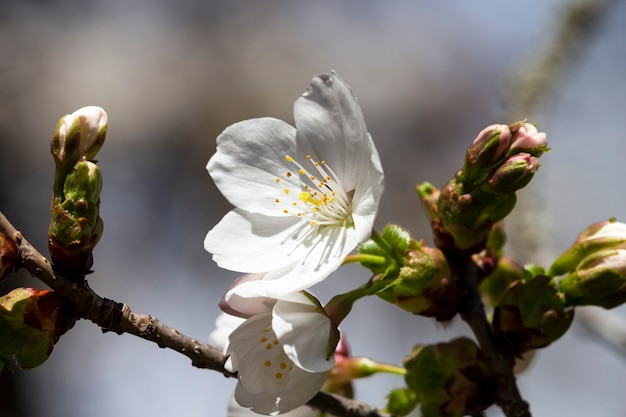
224 292 336 415
209 310 320 417
205 71 384 298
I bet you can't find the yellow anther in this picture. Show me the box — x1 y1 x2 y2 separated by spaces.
279 362 287 370
275 198 280 203
299 191 321 206
273 339 279 345
306 155 312 160
283 189 289 194
285 155 294 162
299 169 306 175
275 178 280 183
283 209 289 214
310 221 317 226
286 172 292 177
265 344 272 350
263 327 271 332
261 337 268 343
275 372 283 379
264 361 272 367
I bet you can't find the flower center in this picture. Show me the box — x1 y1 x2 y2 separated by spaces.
275 154 353 227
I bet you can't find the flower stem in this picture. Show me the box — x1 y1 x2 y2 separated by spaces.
342 253 387 266
324 278 388 327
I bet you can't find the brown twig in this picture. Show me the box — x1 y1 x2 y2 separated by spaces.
456 255 531 417
0 210 390 417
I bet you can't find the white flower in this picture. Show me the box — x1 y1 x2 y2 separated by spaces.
205 71 384 298
209 309 321 417
224 292 336 415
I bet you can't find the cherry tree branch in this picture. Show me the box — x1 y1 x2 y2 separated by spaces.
455 255 531 417
0 210 391 417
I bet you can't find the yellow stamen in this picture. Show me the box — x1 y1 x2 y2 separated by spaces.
299 191 321 206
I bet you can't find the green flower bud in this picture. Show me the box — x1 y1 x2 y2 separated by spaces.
508 121 548 157
493 275 574 351
48 161 103 278
549 219 626 277
0 288 73 370
437 179 516 250
480 153 539 196
559 248 626 308
479 256 524 308
416 181 440 222
51 106 107 196
462 124 511 184
376 241 458 321
0 232 17 282
404 337 496 417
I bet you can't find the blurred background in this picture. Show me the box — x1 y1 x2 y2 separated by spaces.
1 0 625 416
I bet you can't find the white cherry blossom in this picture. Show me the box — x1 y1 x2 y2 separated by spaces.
212 291 336 415
205 71 384 298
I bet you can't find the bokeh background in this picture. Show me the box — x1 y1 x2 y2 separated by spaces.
1 0 625 416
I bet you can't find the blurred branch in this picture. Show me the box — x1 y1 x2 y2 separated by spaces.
505 0 615 121
0 210 391 417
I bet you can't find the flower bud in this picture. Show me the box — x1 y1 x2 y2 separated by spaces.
462 124 512 183
403 337 496 417
492 275 574 351
51 106 107 196
0 288 74 370
508 121 548 157
558 249 626 308
416 182 440 222
549 219 626 277
376 241 458 321
48 160 103 278
437 179 516 250
480 153 539 196
479 256 524 308
0 232 17 282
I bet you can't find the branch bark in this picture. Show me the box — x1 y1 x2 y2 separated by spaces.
0 210 390 417
456 256 531 417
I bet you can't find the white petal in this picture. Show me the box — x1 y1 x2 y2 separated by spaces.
208 312 246 351
351 134 385 243
204 209 311 273
227 393 318 417
219 224 356 300
228 314 290 395
220 273 277 318
293 71 371 191
275 367 328 413
208 118 301 215
272 299 335 373
234 367 327 415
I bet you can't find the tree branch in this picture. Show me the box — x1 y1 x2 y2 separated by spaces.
0 210 390 417
456 256 531 417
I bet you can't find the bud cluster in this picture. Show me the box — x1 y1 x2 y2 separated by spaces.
358 225 458 321
401 337 496 417
423 122 547 250
48 106 107 278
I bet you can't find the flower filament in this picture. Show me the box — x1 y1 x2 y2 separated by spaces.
277 154 353 227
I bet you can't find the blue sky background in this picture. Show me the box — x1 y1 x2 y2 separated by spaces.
1 1 625 416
